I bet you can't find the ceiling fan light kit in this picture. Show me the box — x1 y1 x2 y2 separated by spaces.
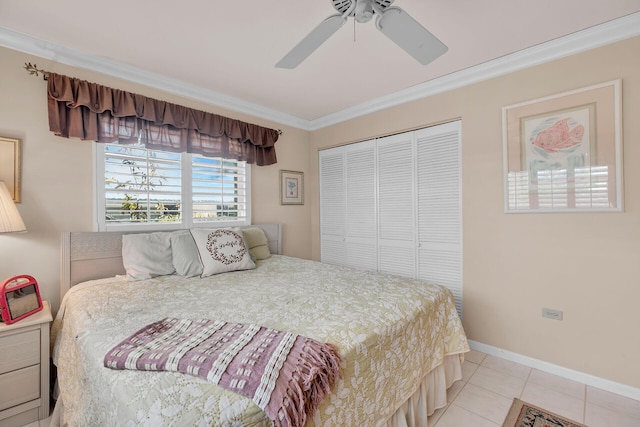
354 0 374 22
276 0 447 68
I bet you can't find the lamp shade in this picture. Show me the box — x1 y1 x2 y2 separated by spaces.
0 181 26 233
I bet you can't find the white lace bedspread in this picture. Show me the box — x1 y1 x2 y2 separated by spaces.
51 255 468 426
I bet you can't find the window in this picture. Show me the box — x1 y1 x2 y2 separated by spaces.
95 143 250 231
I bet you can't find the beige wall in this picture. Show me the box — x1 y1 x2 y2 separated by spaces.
310 36 640 388
0 47 312 312
2 35 639 390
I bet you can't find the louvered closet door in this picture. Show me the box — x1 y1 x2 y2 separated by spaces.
377 133 416 277
344 141 377 271
415 121 463 316
320 149 346 265
320 121 463 317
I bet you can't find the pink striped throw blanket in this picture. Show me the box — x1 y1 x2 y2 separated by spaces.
104 318 342 427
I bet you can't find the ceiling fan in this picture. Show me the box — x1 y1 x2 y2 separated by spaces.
275 0 448 69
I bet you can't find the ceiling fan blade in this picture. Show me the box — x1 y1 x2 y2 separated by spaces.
276 14 347 69
376 7 448 65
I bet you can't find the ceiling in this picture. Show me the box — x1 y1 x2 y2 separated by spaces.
1 0 639 130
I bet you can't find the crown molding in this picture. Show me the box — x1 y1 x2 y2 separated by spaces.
308 11 640 130
0 26 310 130
2 11 639 132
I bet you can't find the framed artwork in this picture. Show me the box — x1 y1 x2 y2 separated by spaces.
502 80 622 213
0 136 21 203
280 170 304 205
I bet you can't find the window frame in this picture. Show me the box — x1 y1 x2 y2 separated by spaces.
93 142 251 232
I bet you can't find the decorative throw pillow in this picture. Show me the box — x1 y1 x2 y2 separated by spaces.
190 228 255 277
241 227 272 260
122 232 175 280
170 230 203 278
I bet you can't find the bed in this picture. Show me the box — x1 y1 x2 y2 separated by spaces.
51 224 469 427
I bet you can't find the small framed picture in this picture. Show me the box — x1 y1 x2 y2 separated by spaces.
0 136 21 203
280 170 304 205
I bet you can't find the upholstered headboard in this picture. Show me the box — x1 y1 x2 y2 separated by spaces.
59 224 281 299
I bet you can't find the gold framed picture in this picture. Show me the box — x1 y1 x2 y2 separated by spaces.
0 136 21 203
280 170 304 205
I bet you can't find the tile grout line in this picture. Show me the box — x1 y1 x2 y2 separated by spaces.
452 352 640 426
519 367 533 400
434 371 472 426
454 402 502 427
452 363 514 426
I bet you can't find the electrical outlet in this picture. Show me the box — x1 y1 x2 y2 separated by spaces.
542 308 563 320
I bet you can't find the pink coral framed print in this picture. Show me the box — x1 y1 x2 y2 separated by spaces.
502 80 622 213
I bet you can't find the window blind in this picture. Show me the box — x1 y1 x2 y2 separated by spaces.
191 157 248 222
98 143 249 230
103 144 182 225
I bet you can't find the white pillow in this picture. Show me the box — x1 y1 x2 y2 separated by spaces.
122 232 175 280
190 228 255 277
170 230 203 278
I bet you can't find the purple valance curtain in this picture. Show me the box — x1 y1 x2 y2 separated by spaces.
46 73 279 165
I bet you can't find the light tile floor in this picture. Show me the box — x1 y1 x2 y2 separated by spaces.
23 350 640 427
431 350 640 426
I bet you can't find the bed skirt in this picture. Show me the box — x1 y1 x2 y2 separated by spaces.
384 353 464 427
50 353 464 427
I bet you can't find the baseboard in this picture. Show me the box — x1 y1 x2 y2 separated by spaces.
468 340 640 402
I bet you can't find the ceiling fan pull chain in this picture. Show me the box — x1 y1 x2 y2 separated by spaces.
353 15 356 42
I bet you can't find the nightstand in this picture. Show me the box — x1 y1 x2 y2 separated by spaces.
0 301 52 427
